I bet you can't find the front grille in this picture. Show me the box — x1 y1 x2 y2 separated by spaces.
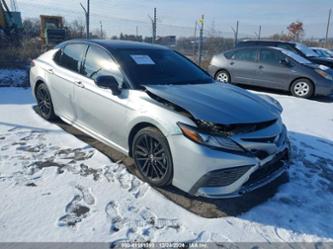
196 119 277 136
242 136 277 143
251 150 269 160
244 149 289 187
202 165 252 187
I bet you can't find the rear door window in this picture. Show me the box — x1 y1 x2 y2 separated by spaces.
56 44 87 73
224 50 235 59
231 48 258 62
259 49 285 65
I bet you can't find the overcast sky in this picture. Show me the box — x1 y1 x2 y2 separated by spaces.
15 0 333 38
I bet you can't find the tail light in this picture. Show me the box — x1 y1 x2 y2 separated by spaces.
31 60 36 67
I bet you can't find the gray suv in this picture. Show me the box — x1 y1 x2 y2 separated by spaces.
208 46 333 98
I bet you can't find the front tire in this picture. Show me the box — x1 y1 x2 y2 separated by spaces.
35 83 57 120
215 69 230 83
290 79 314 98
132 127 173 187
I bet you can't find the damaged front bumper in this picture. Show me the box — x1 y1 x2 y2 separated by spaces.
193 148 290 198
168 120 291 199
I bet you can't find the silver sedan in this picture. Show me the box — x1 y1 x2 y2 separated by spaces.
30 40 290 198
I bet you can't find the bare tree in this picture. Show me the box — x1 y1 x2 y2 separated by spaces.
270 32 293 41
287 21 304 41
66 20 85 39
22 18 40 38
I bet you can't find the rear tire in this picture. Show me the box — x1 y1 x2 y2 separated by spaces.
35 83 57 120
132 127 173 187
215 69 231 83
290 79 314 99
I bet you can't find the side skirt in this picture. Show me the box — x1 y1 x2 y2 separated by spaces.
59 115 130 156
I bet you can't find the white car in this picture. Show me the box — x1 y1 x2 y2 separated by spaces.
30 39 290 198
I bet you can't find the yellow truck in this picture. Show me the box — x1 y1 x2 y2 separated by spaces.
40 15 66 47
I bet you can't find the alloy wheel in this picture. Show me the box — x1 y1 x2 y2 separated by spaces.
293 81 310 97
36 86 52 117
216 72 229 83
134 134 169 181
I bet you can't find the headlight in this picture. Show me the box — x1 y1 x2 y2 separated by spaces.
177 122 244 152
315 69 333 80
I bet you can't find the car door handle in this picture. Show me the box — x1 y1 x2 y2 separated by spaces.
74 80 85 88
259 65 264 69
230 61 235 65
47 68 54 74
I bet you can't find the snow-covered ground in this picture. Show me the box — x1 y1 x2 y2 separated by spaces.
0 87 332 243
0 69 28 87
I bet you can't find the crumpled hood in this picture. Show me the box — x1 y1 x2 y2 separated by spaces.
144 83 281 125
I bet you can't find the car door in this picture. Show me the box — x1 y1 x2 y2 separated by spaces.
73 44 130 149
256 48 294 89
50 43 87 122
226 48 259 85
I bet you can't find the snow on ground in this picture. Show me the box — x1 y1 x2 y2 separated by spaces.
0 87 332 243
0 69 28 87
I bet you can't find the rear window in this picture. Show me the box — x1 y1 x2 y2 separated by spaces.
55 44 87 72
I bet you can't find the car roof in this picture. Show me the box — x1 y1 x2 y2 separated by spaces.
57 39 169 51
228 46 288 53
238 40 297 45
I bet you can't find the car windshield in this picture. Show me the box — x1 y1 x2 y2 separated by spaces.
111 48 213 88
314 48 333 58
295 43 318 57
282 50 312 64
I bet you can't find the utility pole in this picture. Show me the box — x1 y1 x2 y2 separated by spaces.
193 20 198 61
198 14 204 66
231 20 239 47
258 25 261 40
100 21 103 38
149 8 157 43
325 8 332 48
80 0 90 39
136 26 139 38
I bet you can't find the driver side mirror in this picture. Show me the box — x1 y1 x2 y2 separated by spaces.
95 75 121 96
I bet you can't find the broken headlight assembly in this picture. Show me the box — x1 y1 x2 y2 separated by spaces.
177 122 245 152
